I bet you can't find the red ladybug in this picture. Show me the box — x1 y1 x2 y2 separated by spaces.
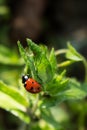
22 75 41 94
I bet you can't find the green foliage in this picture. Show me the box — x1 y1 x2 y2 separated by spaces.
0 81 30 123
0 39 87 130
0 45 23 65
0 6 10 16
0 45 24 86
17 39 87 129
66 42 83 61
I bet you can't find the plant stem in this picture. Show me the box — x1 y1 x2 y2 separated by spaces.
78 110 85 130
55 49 87 82
55 49 68 56
80 55 87 82
32 94 39 114
25 95 39 130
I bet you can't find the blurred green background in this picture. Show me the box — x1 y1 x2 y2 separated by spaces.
0 0 87 130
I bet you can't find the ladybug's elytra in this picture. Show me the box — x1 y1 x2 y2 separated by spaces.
22 75 41 94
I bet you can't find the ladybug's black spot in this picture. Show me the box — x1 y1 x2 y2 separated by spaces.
32 81 34 84
30 87 33 90
38 87 40 90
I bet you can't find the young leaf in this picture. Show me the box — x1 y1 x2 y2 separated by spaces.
37 53 53 84
59 79 87 100
26 56 38 80
17 41 28 62
43 80 86 108
49 48 57 73
41 78 87 108
45 72 69 96
27 38 42 55
18 41 41 81
66 42 83 61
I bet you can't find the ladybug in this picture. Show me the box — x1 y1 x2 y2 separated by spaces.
22 75 41 94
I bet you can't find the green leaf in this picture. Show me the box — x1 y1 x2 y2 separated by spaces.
18 41 40 81
45 74 69 96
0 91 25 111
37 54 53 84
66 42 83 61
0 81 29 107
18 40 56 84
41 95 64 108
27 38 42 55
0 91 30 123
59 79 87 100
40 108 62 129
17 41 28 62
0 81 30 123
49 48 57 73
46 79 87 107
11 110 30 124
41 79 87 108
26 56 38 79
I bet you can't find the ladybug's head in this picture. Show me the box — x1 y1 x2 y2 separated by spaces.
22 75 29 83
